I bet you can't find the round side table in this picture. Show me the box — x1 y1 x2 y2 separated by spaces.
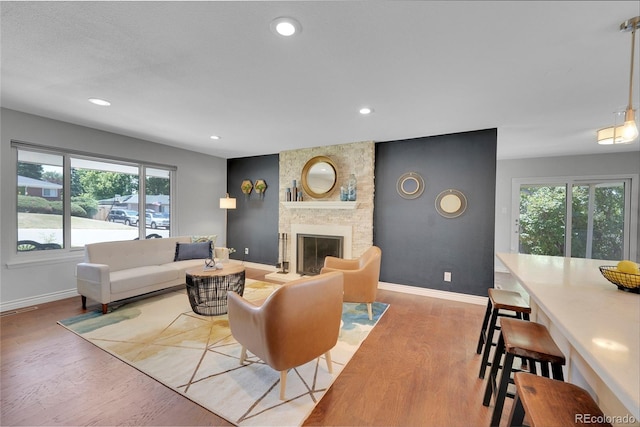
185 264 246 315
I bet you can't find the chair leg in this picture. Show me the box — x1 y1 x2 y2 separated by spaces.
491 352 515 427
483 332 505 406
280 371 287 400
551 363 564 381
476 299 492 354
325 351 333 373
239 346 247 364
479 309 499 379
367 303 373 320
507 393 526 427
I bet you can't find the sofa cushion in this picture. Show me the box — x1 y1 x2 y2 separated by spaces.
174 241 212 261
110 265 181 294
165 258 206 274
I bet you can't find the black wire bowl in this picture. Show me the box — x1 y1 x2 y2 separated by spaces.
599 266 640 294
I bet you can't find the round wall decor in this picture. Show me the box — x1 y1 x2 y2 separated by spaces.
435 189 467 218
396 172 425 199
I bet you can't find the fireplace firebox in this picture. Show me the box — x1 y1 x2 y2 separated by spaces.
296 234 343 275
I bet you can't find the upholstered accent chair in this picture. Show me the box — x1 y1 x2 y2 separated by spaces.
321 246 382 320
227 271 344 400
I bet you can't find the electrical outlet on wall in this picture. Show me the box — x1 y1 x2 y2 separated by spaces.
444 271 452 282
244 247 249 255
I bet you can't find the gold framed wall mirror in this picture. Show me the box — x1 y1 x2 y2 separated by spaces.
301 156 337 199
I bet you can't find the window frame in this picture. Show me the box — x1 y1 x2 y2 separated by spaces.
511 174 639 261
12 140 176 260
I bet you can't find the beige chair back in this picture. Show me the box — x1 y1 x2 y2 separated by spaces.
228 271 344 372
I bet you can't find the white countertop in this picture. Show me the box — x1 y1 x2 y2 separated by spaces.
497 253 640 418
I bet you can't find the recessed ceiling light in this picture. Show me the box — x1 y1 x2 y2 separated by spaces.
359 107 374 115
270 17 302 37
88 98 111 106
210 135 221 140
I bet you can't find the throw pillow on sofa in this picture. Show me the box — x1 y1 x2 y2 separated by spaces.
174 241 212 261
191 235 217 255
191 234 217 246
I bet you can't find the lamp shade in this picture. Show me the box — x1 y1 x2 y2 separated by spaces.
220 194 236 209
597 109 639 145
597 16 640 145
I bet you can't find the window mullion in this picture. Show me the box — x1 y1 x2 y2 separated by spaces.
139 165 146 239
565 182 572 257
63 154 72 249
585 184 596 259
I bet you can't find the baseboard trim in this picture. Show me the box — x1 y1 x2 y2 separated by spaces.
378 282 487 306
247 261 488 306
0 288 78 313
237 260 278 271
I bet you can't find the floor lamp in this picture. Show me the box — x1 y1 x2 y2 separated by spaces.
219 193 236 247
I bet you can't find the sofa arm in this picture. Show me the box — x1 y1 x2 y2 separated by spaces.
77 262 109 282
76 262 111 304
214 247 230 262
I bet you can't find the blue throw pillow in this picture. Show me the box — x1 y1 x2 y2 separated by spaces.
174 241 212 261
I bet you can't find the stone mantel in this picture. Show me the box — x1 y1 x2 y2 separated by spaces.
279 141 375 262
281 201 357 210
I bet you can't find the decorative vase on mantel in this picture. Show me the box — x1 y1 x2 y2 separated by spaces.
347 173 357 201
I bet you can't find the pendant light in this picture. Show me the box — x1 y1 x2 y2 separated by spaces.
597 16 640 145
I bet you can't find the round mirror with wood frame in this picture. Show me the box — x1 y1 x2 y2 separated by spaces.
301 155 338 199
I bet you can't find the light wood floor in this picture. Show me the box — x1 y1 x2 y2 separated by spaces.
1 268 512 426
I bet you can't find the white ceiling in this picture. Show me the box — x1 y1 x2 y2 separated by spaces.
2 1 639 160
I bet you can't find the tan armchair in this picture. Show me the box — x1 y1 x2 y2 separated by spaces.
321 246 381 320
227 271 344 400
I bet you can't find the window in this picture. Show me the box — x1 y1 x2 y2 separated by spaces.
17 150 64 251
512 176 636 260
70 158 140 246
15 143 175 253
42 188 58 198
144 168 171 237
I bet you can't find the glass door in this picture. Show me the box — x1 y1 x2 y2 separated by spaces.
513 178 632 260
570 181 627 260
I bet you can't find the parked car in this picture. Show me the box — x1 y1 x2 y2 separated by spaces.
107 209 139 226
145 212 170 229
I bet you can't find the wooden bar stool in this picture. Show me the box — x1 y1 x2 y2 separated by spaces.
508 372 612 427
483 318 565 427
478 288 531 379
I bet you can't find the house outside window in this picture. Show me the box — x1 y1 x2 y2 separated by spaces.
42 188 58 198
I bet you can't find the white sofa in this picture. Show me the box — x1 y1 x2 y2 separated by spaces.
76 236 228 314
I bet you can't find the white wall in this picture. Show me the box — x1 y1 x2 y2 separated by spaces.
1 109 227 311
495 151 640 269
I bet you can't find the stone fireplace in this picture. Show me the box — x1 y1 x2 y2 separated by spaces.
271 141 374 281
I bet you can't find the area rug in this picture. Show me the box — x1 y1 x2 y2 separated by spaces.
58 280 389 426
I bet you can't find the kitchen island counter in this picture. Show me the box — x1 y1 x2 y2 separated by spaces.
497 253 639 423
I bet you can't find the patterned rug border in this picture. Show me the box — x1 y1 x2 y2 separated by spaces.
58 281 389 426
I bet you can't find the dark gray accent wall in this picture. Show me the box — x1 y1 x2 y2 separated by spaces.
374 129 497 296
227 154 279 265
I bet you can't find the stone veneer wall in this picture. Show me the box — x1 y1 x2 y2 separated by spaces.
279 141 375 262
